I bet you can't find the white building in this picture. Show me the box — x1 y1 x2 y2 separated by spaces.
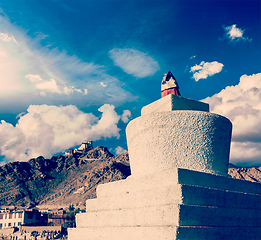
76 141 93 153
65 141 93 156
0 209 42 229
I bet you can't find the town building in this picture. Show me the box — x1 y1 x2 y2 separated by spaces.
0 209 45 229
48 215 75 228
45 208 76 228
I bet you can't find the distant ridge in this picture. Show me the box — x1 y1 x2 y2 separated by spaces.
228 166 261 183
0 147 260 208
0 146 130 209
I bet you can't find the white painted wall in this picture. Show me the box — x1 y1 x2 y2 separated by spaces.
0 211 23 229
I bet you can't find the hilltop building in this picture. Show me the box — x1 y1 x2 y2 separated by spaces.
75 141 93 153
65 141 93 156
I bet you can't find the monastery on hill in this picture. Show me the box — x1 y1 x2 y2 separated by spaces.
65 141 93 156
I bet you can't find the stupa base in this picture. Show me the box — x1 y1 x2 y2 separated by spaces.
68 168 261 240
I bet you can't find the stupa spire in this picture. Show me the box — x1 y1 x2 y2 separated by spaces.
161 71 181 97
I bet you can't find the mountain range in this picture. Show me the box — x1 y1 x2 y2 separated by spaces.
0 146 260 209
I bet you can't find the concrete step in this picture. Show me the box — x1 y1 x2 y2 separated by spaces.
97 168 261 198
87 183 261 212
69 226 261 240
77 204 261 228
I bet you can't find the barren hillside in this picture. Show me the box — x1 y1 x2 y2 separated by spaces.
0 147 260 209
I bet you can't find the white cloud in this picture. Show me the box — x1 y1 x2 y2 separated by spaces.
25 74 84 95
223 24 252 42
0 33 17 43
100 82 107 87
121 110 131 123
40 91 47 97
226 25 243 39
90 104 121 139
190 61 224 81
203 73 261 165
26 74 42 83
0 15 135 110
0 44 23 96
35 79 61 94
109 48 160 78
0 104 126 163
230 142 261 165
0 51 7 57
63 86 83 95
115 146 127 155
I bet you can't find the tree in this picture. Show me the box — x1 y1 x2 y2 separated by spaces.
68 204 75 212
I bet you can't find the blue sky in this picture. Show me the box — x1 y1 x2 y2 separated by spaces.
0 0 260 166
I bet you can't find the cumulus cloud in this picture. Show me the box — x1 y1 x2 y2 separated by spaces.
109 48 160 78
190 61 224 81
90 104 121 139
121 110 131 123
0 104 125 163
223 24 252 42
115 146 127 155
203 73 261 165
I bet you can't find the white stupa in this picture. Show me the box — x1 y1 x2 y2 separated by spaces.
69 74 261 240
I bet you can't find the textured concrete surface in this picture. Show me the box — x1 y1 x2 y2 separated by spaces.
69 167 261 239
127 111 232 176
80 169 261 229
68 96 260 240
69 226 261 240
69 226 180 240
76 168 261 227
76 204 261 227
97 168 261 198
141 94 209 115
89 184 261 212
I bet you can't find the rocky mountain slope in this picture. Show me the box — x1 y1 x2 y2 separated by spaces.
0 147 130 209
0 147 260 209
228 166 261 183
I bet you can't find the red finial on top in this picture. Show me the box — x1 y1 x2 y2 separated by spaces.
161 71 181 98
